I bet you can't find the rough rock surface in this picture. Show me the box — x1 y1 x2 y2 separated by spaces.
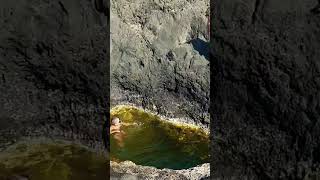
111 161 210 180
211 0 320 179
0 0 109 152
110 0 210 179
110 0 210 128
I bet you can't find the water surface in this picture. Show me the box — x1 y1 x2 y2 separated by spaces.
0 141 107 180
110 106 209 170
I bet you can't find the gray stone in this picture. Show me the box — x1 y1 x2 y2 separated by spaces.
211 0 320 179
110 0 210 130
0 0 109 153
111 161 209 180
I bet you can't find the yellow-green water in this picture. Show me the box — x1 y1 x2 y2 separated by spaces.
110 106 209 170
0 141 107 180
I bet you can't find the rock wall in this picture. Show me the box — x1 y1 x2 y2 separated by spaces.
0 0 109 150
111 161 209 180
110 0 210 128
4 0 319 179
211 0 320 179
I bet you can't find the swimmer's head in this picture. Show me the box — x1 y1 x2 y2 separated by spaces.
111 117 120 125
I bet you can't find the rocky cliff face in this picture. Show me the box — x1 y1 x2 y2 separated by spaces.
110 0 210 128
211 0 320 179
0 0 109 150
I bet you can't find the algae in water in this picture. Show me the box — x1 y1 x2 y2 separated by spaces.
0 141 107 180
110 106 209 170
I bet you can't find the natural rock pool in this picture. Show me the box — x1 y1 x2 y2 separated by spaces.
0 140 106 180
110 106 209 170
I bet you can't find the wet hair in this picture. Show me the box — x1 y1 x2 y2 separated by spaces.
111 117 120 125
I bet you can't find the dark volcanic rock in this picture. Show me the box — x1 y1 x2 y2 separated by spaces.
0 0 109 151
211 0 320 179
110 0 210 129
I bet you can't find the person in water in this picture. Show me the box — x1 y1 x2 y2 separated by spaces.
110 117 121 134
110 117 125 147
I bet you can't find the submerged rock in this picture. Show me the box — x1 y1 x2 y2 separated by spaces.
7 175 29 180
0 139 107 180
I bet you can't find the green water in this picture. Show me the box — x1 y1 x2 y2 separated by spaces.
0 141 107 180
110 106 209 170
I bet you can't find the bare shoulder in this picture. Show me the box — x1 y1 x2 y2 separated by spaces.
110 128 121 134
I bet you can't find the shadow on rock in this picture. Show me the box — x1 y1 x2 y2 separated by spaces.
190 38 209 60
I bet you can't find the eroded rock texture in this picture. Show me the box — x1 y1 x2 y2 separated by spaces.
111 161 209 180
212 0 320 179
110 0 210 128
0 0 109 150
